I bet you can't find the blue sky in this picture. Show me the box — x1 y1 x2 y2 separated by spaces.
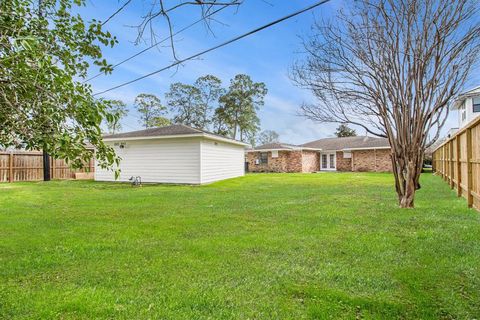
79 0 477 143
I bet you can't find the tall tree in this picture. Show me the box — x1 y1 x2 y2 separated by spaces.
105 100 128 134
216 74 267 141
165 83 203 128
335 124 356 138
194 75 225 129
0 0 120 175
291 0 480 208
166 75 224 129
135 93 166 129
151 116 171 127
257 130 280 145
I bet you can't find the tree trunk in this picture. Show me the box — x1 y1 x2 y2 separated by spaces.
391 149 423 208
43 150 51 181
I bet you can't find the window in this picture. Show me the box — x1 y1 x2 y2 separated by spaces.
473 97 480 113
259 152 268 164
271 150 279 158
461 102 467 121
329 154 335 169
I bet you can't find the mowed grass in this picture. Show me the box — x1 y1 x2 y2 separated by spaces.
0 173 480 319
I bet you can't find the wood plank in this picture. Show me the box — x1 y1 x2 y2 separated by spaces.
456 135 462 197
466 128 473 208
8 152 13 183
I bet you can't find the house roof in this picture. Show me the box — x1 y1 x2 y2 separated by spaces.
250 142 300 151
247 142 322 152
452 86 480 109
102 124 248 146
301 136 390 151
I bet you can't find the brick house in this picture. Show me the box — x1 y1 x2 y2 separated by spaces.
246 136 392 173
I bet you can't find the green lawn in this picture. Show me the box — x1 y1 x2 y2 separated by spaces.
1 173 479 319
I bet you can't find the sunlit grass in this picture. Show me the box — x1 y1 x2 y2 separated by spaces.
1 173 479 319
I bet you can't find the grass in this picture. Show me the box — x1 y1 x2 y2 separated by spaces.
0 173 479 319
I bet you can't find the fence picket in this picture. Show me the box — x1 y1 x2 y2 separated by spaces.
433 117 480 211
0 151 95 183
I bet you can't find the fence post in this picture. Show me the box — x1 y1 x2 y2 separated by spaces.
466 128 473 208
51 156 55 180
450 141 454 189
444 144 447 180
8 152 13 183
456 135 462 197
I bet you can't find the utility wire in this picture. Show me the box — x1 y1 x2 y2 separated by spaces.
93 0 331 96
86 4 231 83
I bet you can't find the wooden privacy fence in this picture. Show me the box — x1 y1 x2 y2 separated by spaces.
432 117 480 211
0 151 94 183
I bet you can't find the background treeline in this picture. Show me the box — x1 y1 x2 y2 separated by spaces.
106 74 268 145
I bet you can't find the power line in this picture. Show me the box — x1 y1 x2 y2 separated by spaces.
93 0 331 96
86 4 231 83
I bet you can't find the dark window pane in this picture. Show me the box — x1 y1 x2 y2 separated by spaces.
322 154 327 168
260 152 268 164
473 97 480 113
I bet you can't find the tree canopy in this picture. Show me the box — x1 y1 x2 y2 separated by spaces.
105 100 128 134
335 124 356 138
216 74 267 142
0 0 120 170
135 93 166 129
257 130 280 146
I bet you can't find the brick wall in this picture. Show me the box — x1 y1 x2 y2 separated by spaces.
287 151 303 172
246 150 319 173
352 149 392 172
247 149 392 173
301 151 319 172
336 151 352 171
247 151 287 172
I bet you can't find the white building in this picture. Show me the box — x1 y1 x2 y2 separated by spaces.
453 86 480 129
95 124 248 184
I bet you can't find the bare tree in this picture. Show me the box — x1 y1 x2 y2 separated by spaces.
133 0 243 60
291 0 480 208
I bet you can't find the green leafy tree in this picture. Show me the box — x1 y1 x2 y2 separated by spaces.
194 75 225 129
165 83 203 128
134 93 166 129
335 124 356 137
0 0 119 172
216 74 267 141
105 100 128 134
166 75 225 130
257 130 280 145
151 116 171 127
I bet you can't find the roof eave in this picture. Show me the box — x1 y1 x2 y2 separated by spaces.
342 146 391 151
246 147 322 152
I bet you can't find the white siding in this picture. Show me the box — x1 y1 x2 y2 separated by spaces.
95 137 201 184
458 89 480 129
200 138 245 184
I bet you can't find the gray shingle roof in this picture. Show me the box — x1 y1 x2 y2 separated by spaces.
103 124 204 139
250 142 301 151
301 136 390 150
102 124 246 146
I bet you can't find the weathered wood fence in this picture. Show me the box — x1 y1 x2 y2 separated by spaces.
0 151 94 183
432 117 480 210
